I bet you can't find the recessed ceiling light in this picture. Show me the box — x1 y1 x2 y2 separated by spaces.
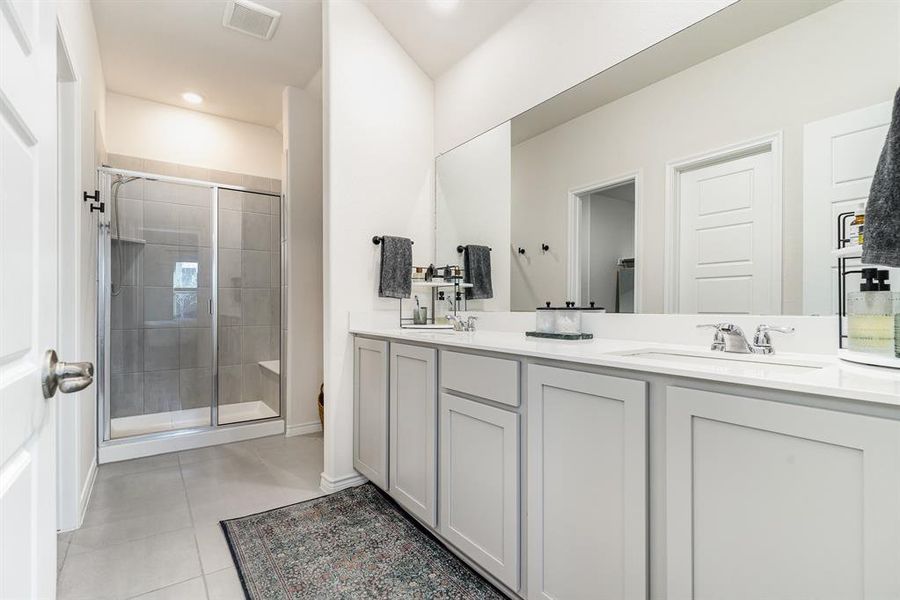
182 92 203 105
429 0 459 14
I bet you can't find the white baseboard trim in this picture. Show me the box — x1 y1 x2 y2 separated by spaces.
98 419 285 464
320 471 368 494
285 420 322 437
66 459 97 532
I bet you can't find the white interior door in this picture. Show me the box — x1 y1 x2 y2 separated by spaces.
1 1 60 598
802 101 893 315
677 148 777 314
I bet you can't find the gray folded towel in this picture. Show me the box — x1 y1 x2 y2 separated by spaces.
862 87 900 268
378 236 412 299
464 245 493 300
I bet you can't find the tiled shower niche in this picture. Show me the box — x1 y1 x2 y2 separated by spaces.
105 154 282 438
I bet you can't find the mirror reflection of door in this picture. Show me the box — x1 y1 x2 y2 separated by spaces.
577 181 636 313
669 138 781 315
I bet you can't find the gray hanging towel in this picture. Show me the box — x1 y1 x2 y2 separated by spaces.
464 245 493 300
378 236 412 299
862 87 900 268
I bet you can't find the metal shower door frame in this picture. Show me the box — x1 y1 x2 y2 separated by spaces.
96 166 283 448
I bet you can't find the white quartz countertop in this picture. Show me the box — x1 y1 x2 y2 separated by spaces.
349 326 900 407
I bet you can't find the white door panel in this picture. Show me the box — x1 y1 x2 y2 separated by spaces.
678 149 777 314
803 102 892 315
0 0 58 597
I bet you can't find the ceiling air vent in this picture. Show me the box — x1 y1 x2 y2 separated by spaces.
223 0 281 40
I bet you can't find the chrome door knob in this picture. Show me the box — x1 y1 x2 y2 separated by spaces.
41 350 94 399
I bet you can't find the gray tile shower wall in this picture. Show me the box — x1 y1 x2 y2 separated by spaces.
107 154 282 420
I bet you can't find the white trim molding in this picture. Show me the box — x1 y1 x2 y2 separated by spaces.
566 171 643 311
664 132 783 314
286 420 323 437
320 471 369 494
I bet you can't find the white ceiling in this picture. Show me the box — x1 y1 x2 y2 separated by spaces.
91 0 322 127
363 0 530 78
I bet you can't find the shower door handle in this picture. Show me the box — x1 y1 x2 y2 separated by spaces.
41 349 94 399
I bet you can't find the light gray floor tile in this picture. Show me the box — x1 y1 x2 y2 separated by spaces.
83 467 188 527
129 577 207 600
70 507 193 556
58 529 201 600
177 441 257 467
97 453 180 481
204 568 244 600
194 523 234 574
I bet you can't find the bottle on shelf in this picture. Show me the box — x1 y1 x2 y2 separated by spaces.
848 268 895 355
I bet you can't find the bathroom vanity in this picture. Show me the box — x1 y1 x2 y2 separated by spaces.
351 325 900 600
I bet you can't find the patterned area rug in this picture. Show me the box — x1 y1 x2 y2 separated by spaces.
221 484 506 599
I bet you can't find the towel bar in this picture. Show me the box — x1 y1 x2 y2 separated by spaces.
457 245 492 253
373 236 413 245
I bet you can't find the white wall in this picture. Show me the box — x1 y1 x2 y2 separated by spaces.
435 122 511 311
105 93 282 179
56 0 108 531
511 0 900 314
282 85 323 435
322 0 434 490
434 0 734 154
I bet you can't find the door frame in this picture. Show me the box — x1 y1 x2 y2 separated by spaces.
566 171 643 312
663 132 783 314
55 16 94 533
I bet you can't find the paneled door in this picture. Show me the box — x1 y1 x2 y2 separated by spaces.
802 101 893 315
527 365 648 600
667 387 900 600
389 343 437 527
353 337 389 490
1 1 61 597
676 144 778 314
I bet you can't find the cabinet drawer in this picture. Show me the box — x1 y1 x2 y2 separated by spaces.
441 351 519 407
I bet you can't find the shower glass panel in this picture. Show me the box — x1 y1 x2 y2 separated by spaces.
216 188 282 425
106 173 216 439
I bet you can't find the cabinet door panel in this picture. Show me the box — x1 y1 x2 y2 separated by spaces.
440 393 519 590
667 387 900 600
389 343 437 527
353 337 389 490
527 365 648 600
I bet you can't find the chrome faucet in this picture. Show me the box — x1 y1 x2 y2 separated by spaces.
447 315 478 332
698 323 794 355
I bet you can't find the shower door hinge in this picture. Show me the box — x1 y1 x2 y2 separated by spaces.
83 190 104 213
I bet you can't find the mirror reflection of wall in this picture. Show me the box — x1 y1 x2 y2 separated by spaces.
435 0 900 315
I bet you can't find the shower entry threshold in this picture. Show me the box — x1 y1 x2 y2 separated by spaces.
99 415 285 464
111 400 279 438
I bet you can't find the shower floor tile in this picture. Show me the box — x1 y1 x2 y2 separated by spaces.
57 432 324 600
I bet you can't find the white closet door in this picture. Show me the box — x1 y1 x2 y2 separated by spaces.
678 149 776 314
0 1 60 598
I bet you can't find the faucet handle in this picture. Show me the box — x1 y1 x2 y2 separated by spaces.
697 323 727 351
753 324 794 353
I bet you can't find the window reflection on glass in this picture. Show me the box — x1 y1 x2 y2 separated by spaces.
173 261 198 321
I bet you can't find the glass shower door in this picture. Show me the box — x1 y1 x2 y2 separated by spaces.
105 173 216 439
216 187 282 425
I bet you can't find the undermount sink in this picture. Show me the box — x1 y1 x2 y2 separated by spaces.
612 348 827 376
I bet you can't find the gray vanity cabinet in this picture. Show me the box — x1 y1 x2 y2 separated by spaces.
389 343 438 527
527 364 648 600
353 337 389 490
439 392 520 590
666 387 900 600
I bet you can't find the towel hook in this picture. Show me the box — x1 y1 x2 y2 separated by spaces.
373 236 413 246
541 243 550 252
518 247 526 255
